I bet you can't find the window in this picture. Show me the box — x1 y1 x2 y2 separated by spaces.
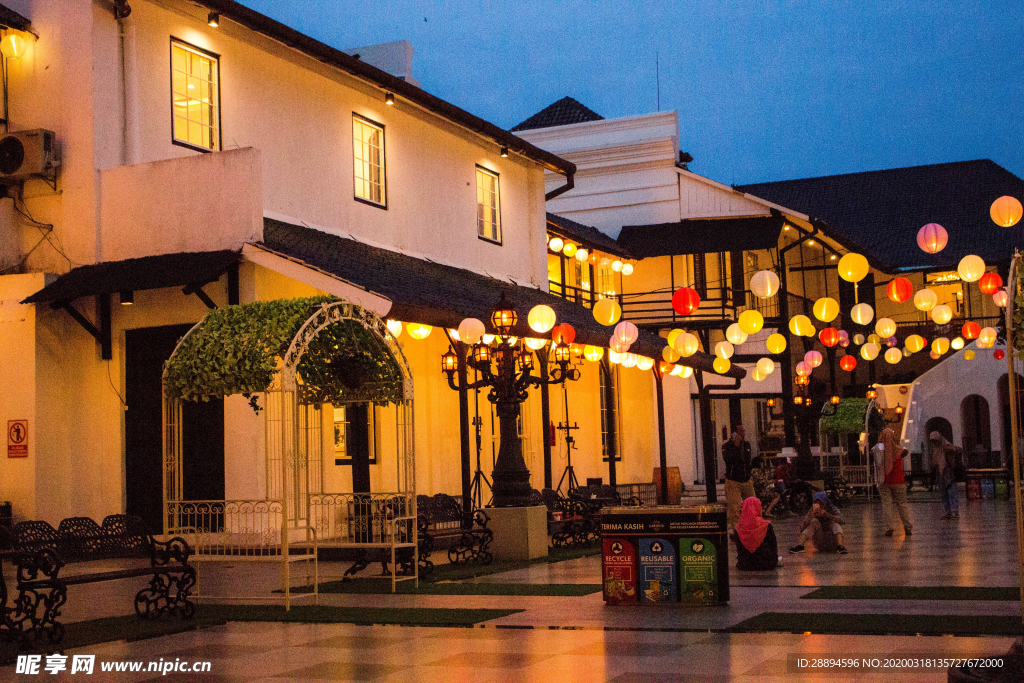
600 360 621 463
477 167 501 243
353 115 386 207
333 405 378 465
171 40 220 151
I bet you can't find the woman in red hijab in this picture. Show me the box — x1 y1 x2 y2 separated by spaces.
734 496 778 570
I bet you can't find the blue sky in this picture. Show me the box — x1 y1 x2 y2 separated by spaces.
240 1 1024 186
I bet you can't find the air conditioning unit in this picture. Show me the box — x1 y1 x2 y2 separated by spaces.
0 129 58 182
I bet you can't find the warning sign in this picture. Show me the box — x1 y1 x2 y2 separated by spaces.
8 420 27 458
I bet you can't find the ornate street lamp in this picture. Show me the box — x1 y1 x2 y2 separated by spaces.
443 295 580 507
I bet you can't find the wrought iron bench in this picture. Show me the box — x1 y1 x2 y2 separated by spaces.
540 488 597 548
415 493 492 576
0 514 195 648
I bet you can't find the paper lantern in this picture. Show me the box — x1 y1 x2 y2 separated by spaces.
766 333 787 354
408 323 433 340
527 305 556 334
860 343 879 361
867 334 881 345
978 272 1003 295
752 369 765 382
679 366 694 378
917 223 948 254
482 334 495 344
902 346 912 356
584 345 604 362
789 314 814 337
612 260 624 273
756 358 775 376
819 327 840 348
715 341 734 360
887 277 914 304
738 309 764 335
670 364 683 376
713 357 731 374
884 347 902 364
675 332 700 357
750 270 780 298
995 349 1006 361
386 319 403 338
672 287 701 316
886 336 898 348
932 337 950 355
913 288 938 312
548 237 564 252
839 330 850 347
931 304 953 325
613 321 639 346
667 329 684 349
804 350 823 368
976 338 992 349
610 338 630 353
813 297 840 323
850 303 874 326
853 333 865 345
840 355 857 372
796 361 811 377
525 338 548 350
575 248 589 262
874 318 896 339
957 255 986 283
962 321 980 340
964 349 975 360
994 290 1008 307
662 346 680 362
636 356 655 371
951 337 964 350
593 298 621 326
905 334 926 353
991 196 1023 227
725 323 748 345
552 323 575 345
979 327 998 345
838 253 869 283
621 263 634 276
608 350 625 364
930 350 941 360
562 243 577 258
457 318 484 344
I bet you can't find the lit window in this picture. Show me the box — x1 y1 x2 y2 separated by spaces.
477 167 501 243
171 40 220 151
353 115 386 207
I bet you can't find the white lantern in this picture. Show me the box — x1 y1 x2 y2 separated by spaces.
957 255 986 283
913 288 938 312
979 327 998 345
525 338 548 351
608 350 625 364
386 319 403 338
951 337 965 350
749 270 780 299
408 323 433 340
670 364 683 376
875 318 896 339
850 303 874 326
994 290 1008 307
612 260 624 273
613 320 639 346
715 341 734 360
622 352 638 369
756 358 775 376
931 304 953 325
621 263 634 276
804 350 823 368
636 356 655 371
853 333 865 345
752 369 765 382
527 305 556 334
884 347 902 364
674 332 700 357
726 323 748 345
482 334 495 345
575 248 589 262
860 342 880 361
610 337 630 353
796 361 811 377
457 318 485 344
548 237 564 252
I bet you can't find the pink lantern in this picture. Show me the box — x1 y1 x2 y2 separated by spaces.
795 361 812 377
917 223 948 254
804 350 823 368
886 336 898 348
838 330 850 348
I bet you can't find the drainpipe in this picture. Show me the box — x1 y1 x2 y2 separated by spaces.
117 5 139 166
545 171 575 201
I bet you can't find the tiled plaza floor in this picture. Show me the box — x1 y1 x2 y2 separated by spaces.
5 490 1024 681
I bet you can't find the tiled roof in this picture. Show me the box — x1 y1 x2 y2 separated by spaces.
547 213 631 259
737 160 1024 271
21 251 240 304
617 216 784 258
261 219 741 377
511 97 604 132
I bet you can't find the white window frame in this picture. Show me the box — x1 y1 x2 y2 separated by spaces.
476 166 501 244
170 38 221 152
352 114 387 208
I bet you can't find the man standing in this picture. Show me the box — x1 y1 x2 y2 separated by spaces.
723 424 754 533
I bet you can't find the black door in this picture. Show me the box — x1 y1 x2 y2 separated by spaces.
125 325 225 533
347 403 371 493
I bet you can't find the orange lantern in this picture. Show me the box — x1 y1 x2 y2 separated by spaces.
671 287 701 316
551 323 576 346
886 276 913 304
840 355 857 372
962 321 981 340
819 327 840 348
978 272 1003 295
991 196 1023 227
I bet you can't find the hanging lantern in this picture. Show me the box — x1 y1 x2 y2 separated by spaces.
804 350 823 368
619 351 635 367
713 357 731 374
813 297 840 322
884 336 897 347
678 365 693 379
957 255 986 283
675 332 700 357
592 298 621 326
386 319 404 338
715 341 734 360
962 322 980 340
749 270 780 298
611 260 624 273
853 333 865 345
838 253 869 282
738 309 764 335
902 346 912 356
874 318 896 339
930 350 941 360
991 196 1023 227
995 349 1006 361
548 236 564 252
795 361 811 377
458 318 485 344
951 337 965 350
662 346 680 362
917 223 948 254
867 334 881 345
757 358 775 376
726 323 748 345
408 323 433 340
789 314 814 337
819 327 840 348
752 369 765 382
551 323 576 345
838 330 850 347
636 356 655 371
850 303 874 326
994 289 1008 307
527 305 556 334
976 338 992 350
613 320 639 346
584 345 604 362
608 350 625 364
913 288 938 312
840 354 857 372
765 333 787 354
610 337 630 353
964 349 975 360
885 347 903 364
667 329 684 349
671 287 701 316
978 272 1003 295
658 360 674 374
621 263 634 276
860 342 880 361
979 327 998 345
525 338 548 350
670 364 683 376
562 243 577 258
575 248 589 262
886 277 914 303
931 304 953 325
932 337 950 355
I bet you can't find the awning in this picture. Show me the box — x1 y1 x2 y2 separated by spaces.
617 215 783 258
262 218 743 378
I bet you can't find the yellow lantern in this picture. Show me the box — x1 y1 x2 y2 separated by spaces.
957 255 986 283
584 345 604 362
715 341 734 360
875 318 896 339
677 365 693 378
608 350 625 364
666 328 684 349
931 304 953 325
562 243 577 258
662 346 680 362
838 253 869 282
860 342 880 361
850 303 874 326
789 314 814 337
756 357 775 375
675 332 700 357
813 297 840 323
932 337 950 355
408 323 433 340
525 338 548 350
905 334 926 353
951 337 965 350
766 333 787 354
0 34 26 60
979 327 998 345
636 356 655 371
713 357 731 374
752 369 765 382
726 323 748 345
884 347 902 364
527 305 556 334
749 270 780 299
386 319 403 338
593 297 621 326
738 309 764 335
991 196 1023 227
867 333 881 346
964 349 976 360
548 237 564 252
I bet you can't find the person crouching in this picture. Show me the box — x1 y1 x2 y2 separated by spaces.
790 492 847 555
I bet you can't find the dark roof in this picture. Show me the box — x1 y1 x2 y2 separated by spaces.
261 219 742 377
511 97 604 132
0 4 32 32
737 160 1024 271
546 213 631 259
21 251 239 304
194 1 573 178
617 215 784 258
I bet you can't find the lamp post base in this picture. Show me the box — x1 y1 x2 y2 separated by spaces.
491 468 535 507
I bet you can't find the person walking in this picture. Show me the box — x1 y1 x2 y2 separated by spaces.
879 426 912 537
723 424 754 535
930 431 960 519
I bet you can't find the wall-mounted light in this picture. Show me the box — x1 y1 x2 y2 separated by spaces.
895 405 904 415
500 146 508 158
207 12 220 27
830 395 840 405
0 34 26 60
119 290 134 306
866 389 877 400
384 92 395 105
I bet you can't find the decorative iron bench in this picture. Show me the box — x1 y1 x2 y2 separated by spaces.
540 488 598 548
0 514 195 648
416 493 492 576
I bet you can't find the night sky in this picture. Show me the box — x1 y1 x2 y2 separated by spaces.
240 1 1024 186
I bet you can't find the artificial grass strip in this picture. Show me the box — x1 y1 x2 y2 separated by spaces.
426 544 601 583
730 612 1024 636
295 579 601 596
801 586 1021 601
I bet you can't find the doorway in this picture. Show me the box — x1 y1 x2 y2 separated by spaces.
998 374 1024 469
960 394 992 468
